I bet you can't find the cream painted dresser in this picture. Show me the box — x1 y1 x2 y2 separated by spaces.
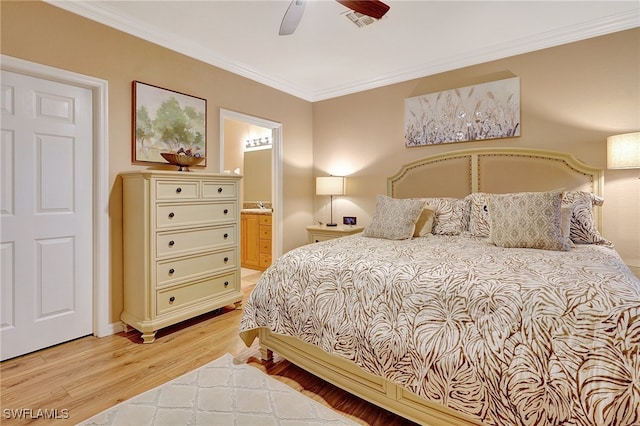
120 171 243 343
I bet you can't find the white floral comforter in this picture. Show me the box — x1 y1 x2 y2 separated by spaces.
239 234 640 426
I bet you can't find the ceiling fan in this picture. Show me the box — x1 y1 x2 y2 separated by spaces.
279 0 390 35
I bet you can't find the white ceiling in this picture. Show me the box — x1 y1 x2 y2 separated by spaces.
48 1 639 102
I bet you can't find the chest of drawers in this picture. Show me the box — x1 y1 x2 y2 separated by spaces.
120 171 242 343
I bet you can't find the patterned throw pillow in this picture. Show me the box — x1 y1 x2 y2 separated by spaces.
363 195 426 240
466 192 574 240
424 197 469 235
488 191 572 251
562 191 612 245
465 193 490 237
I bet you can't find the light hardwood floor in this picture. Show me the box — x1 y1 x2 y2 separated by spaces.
1 270 416 426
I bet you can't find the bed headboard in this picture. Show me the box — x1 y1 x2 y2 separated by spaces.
388 147 604 229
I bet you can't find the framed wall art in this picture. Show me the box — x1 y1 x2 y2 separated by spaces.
405 77 520 147
132 81 207 165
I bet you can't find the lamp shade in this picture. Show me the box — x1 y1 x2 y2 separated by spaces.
607 132 640 169
316 176 346 196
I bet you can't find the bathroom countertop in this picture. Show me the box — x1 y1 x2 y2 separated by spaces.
241 208 272 215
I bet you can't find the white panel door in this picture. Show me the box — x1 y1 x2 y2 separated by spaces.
0 71 93 360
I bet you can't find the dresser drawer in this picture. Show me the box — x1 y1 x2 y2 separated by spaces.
309 233 334 243
157 202 236 229
156 248 237 287
156 272 237 314
157 225 236 257
156 180 199 200
202 181 237 199
259 253 272 269
259 224 272 239
259 215 272 225
259 239 271 254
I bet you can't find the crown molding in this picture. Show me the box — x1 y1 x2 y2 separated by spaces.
46 2 638 102
46 0 315 100
311 10 640 101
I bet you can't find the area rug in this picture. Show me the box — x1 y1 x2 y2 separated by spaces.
78 353 357 425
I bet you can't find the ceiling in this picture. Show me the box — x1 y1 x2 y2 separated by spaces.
48 1 639 102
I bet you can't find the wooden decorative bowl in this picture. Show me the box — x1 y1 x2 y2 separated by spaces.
160 152 205 171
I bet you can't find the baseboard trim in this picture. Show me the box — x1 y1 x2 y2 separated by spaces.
95 321 125 338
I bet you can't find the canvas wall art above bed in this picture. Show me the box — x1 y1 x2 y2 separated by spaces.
239 148 640 426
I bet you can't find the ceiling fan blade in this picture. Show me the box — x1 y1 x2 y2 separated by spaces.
279 0 306 35
336 0 390 20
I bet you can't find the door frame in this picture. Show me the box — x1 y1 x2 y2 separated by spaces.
219 109 283 260
1 55 112 337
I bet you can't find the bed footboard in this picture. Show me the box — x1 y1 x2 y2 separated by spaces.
257 328 482 426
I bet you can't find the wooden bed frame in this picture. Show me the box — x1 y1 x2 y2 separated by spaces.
256 147 604 426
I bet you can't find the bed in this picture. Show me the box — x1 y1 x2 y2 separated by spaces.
239 147 640 426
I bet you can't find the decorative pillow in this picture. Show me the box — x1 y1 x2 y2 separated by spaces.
561 191 611 245
465 193 490 237
363 195 426 240
413 206 435 237
424 197 469 235
465 192 574 241
487 191 572 251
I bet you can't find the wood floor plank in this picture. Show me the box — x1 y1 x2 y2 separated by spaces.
1 353 47 380
1 278 415 426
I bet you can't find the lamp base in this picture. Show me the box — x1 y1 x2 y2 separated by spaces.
326 223 338 227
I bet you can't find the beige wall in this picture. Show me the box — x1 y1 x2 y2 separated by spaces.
222 119 246 177
312 28 640 267
1 1 314 324
244 149 272 203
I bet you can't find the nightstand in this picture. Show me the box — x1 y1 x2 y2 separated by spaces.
307 224 364 243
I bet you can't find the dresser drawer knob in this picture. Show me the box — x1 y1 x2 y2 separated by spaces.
223 257 229 263
223 233 228 239
217 187 223 193
169 296 175 303
169 268 175 274
169 240 175 246
223 209 229 214
224 281 229 287
168 212 175 218
176 187 182 193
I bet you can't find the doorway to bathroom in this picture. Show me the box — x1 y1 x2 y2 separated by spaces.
219 109 282 284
